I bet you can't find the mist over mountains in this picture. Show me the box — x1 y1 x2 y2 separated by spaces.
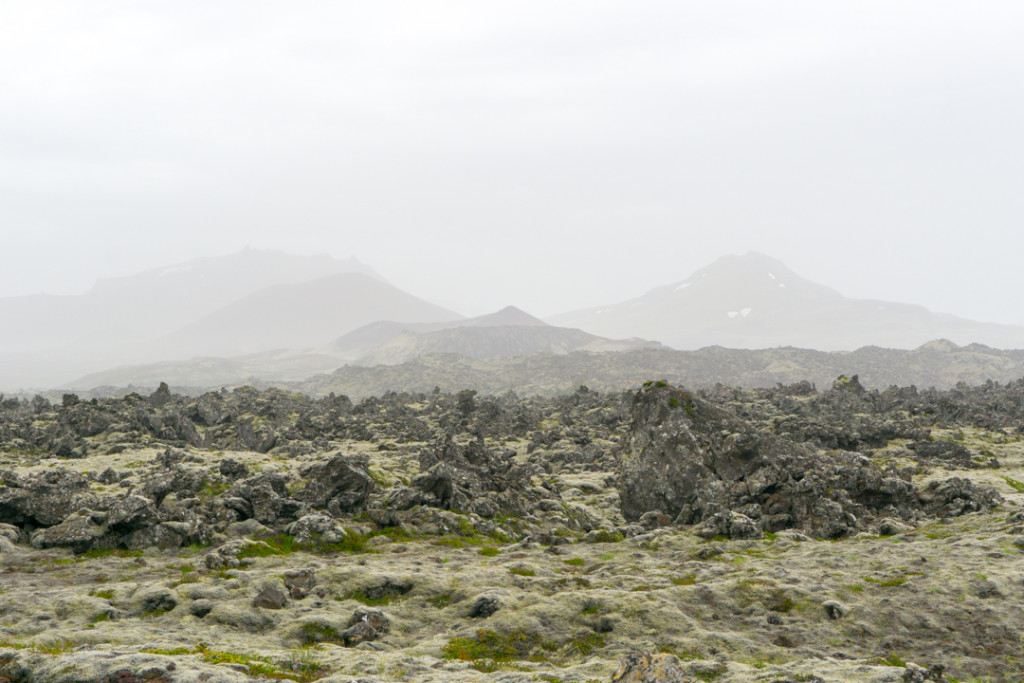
550 252 1024 351
3 248 1024 394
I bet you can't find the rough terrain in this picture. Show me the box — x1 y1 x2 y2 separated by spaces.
1 379 1022 682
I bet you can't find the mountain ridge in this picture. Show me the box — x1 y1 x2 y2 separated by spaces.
549 251 1024 350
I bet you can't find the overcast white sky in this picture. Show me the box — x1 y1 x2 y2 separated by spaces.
2 1 1023 321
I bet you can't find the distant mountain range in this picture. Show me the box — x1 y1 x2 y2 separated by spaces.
292 341 1024 400
6 248 1024 394
0 249 454 390
549 252 1024 351
68 306 660 390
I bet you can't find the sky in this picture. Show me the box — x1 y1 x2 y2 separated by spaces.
2 1 1023 321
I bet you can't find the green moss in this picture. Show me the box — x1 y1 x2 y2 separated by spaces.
566 632 604 656
236 532 374 559
442 629 556 667
508 567 536 577
586 530 624 544
299 622 343 645
1002 476 1024 493
425 593 454 609
141 644 329 682
479 546 500 557
79 548 143 560
863 576 907 587
765 588 796 613
672 573 697 586
0 639 77 655
562 557 585 567
197 479 230 498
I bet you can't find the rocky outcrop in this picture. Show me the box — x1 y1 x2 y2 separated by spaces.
294 453 375 514
618 382 1001 538
0 469 94 527
385 436 542 518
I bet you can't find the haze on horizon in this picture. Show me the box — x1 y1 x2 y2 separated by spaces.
2 2 1023 323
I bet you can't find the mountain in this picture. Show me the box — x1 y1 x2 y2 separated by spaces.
354 324 658 366
67 349 344 391
148 273 461 359
549 252 1024 351
65 306 659 390
0 248 379 354
323 305 551 362
294 341 1024 400
0 250 435 391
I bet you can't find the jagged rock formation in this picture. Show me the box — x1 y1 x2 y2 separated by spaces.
618 382 1001 538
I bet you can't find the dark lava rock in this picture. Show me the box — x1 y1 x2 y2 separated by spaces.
218 458 249 480
139 467 202 507
832 374 866 394
908 439 975 468
252 583 289 610
130 587 178 616
149 382 173 408
189 599 214 618
295 453 375 514
696 511 763 540
0 468 94 527
618 383 1001 538
823 600 850 620
283 569 317 600
107 495 161 533
386 435 539 518
342 608 390 646
468 594 501 618
918 477 1002 516
232 472 301 525
30 513 104 553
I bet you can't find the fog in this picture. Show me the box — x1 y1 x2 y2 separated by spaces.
2 2 1023 322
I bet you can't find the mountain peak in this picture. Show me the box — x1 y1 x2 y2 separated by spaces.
468 306 549 328
548 251 1024 352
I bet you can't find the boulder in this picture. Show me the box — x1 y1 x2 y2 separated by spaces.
107 495 161 533
0 468 93 527
30 513 105 553
612 652 690 682
129 586 178 616
294 453 375 513
341 608 390 646
252 580 289 610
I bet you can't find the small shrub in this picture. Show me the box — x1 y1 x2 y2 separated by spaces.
875 652 907 667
